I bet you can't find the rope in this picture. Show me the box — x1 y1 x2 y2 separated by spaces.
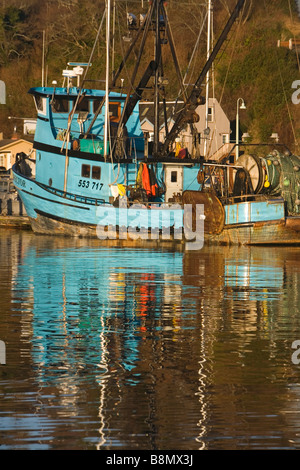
61 9 106 152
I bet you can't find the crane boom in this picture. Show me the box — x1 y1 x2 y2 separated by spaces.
161 0 246 157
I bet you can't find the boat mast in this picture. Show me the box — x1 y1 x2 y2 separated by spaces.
153 0 161 156
203 0 212 158
104 0 111 159
42 30 46 87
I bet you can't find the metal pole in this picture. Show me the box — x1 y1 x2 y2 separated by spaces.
104 0 111 159
236 101 239 162
204 0 212 158
154 0 160 156
236 97 246 162
42 30 45 87
112 0 116 79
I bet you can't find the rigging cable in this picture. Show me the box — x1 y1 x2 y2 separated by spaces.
182 11 208 93
61 9 106 153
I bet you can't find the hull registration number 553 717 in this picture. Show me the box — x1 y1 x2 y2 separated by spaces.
78 179 103 190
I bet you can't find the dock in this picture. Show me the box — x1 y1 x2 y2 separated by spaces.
0 216 31 230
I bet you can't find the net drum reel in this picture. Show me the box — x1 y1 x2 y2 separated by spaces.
233 154 265 196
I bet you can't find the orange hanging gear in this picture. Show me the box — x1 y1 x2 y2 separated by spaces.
149 165 158 197
142 163 151 197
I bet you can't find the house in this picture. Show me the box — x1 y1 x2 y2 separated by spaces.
195 97 231 159
139 97 231 158
0 134 35 172
23 118 37 137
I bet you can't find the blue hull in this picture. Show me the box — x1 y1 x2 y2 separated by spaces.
12 164 300 246
13 165 186 239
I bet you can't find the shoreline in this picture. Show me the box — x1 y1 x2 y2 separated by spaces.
0 215 32 230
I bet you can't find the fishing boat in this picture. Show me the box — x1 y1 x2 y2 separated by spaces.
12 0 300 247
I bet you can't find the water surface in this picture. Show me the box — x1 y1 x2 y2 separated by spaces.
0 229 300 450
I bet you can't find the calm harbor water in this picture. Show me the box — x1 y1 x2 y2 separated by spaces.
1 228 300 451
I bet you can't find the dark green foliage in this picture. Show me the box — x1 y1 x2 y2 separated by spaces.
215 7 300 146
0 0 300 150
0 6 35 64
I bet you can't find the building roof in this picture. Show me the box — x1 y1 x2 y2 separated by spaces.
0 137 33 151
139 101 185 127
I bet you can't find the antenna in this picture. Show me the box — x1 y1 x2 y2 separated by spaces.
42 30 45 87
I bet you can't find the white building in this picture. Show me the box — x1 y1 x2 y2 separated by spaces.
23 118 37 136
139 97 231 159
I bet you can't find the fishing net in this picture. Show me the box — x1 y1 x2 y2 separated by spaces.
262 150 300 215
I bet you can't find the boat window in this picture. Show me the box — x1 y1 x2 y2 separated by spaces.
171 171 177 183
92 100 121 122
34 95 47 115
92 166 101 180
109 102 121 122
81 164 90 178
93 99 103 114
51 98 70 113
74 97 90 113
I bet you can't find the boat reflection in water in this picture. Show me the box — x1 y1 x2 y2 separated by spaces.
4 232 300 449
14 239 185 372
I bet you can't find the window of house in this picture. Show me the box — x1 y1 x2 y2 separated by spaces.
207 107 214 122
81 164 90 178
92 166 101 180
222 134 229 144
171 171 177 183
0 154 5 167
0 180 8 192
